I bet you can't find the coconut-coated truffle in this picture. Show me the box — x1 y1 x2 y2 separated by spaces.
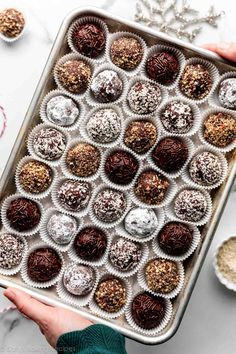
57 179 91 212
124 120 157 154
174 189 207 222
146 51 179 85
0 233 25 269
95 278 126 312
63 263 95 296
0 8 25 38
110 36 143 70
161 100 194 134
90 70 123 103
109 238 142 271
218 78 236 110
124 207 158 239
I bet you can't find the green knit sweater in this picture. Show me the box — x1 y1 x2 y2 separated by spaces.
56 324 127 354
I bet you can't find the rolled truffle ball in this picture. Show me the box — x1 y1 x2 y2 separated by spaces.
0 233 24 269
95 278 126 312
0 8 25 38
47 213 77 245
63 263 95 296
174 189 207 222
124 120 157 154
124 207 158 238
218 78 236 110
110 36 143 70
109 238 142 271
57 179 91 212
146 51 179 85
90 69 123 103
74 227 107 261
161 100 194 134
46 95 79 126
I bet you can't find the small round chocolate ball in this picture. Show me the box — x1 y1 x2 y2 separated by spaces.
58 179 91 212
179 64 212 100
90 70 123 103
124 120 157 154
95 278 126 313
57 59 92 93
152 137 188 173
110 36 143 70
146 51 179 85
46 95 79 126
109 238 142 271
124 207 158 238
161 100 194 134
218 78 236 110
0 234 24 269
6 197 41 232
174 189 207 222
72 23 105 58
0 8 25 38
74 227 107 261
63 263 95 296
47 213 77 245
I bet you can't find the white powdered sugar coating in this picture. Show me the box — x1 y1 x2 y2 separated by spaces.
174 189 207 222
90 70 123 103
47 213 77 244
46 95 79 126
161 100 194 134
63 263 95 296
128 81 162 114
218 78 236 110
124 207 158 238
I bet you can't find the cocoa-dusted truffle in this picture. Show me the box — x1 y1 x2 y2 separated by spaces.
134 170 169 205
174 189 207 222
109 238 142 271
218 78 236 110
46 95 79 126
131 292 166 329
104 150 139 185
0 8 25 38
72 23 105 58
0 233 24 269
95 278 126 312
90 70 123 103
145 258 180 294
157 222 193 256
63 263 95 296
152 137 188 173
74 227 107 261
124 207 158 238
110 36 143 70
57 59 91 94
47 213 77 245
58 179 91 212
66 142 101 177
19 160 53 194
179 64 212 100
161 100 194 134
27 247 62 283
146 51 179 85
124 120 157 154
6 197 41 232
203 112 236 148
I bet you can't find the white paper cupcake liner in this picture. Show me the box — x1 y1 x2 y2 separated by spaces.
0 9 27 43
209 71 236 111
137 257 185 299
1 194 44 237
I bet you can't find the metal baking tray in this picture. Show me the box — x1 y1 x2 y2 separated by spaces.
0 6 235 345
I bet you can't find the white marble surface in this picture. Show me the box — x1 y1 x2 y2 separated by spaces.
0 0 236 353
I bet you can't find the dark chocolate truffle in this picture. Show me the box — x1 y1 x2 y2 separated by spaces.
0 8 25 38
58 179 91 212
63 263 95 296
146 51 179 85
109 238 142 271
95 278 126 312
110 36 143 70
124 120 157 154
124 207 158 238
161 100 194 134
218 78 236 110
74 227 107 261
46 95 79 126
0 233 24 269
90 70 123 103
174 189 207 222
27 247 62 282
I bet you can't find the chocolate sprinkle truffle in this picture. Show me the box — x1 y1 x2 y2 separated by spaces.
218 78 236 110
66 142 101 177
152 137 188 173
158 222 193 256
161 100 194 134
203 112 236 148
46 95 79 126
174 189 207 222
58 179 91 212
0 8 25 38
47 213 77 245
6 197 41 232
27 247 62 283
63 263 95 296
72 23 105 58
131 292 166 329
90 70 123 103
33 127 66 161
19 160 53 194
179 64 212 100
0 234 24 269
109 238 142 271
146 51 179 85
124 120 157 154
74 227 107 261
134 170 169 205
93 189 127 223
124 207 158 238
57 59 91 93
110 36 143 70
145 258 180 294
95 278 126 312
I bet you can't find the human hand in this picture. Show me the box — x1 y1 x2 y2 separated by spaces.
202 42 236 62
4 287 93 348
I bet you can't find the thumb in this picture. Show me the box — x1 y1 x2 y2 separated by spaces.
202 42 236 62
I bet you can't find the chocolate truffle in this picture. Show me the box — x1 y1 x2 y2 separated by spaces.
58 179 91 212
127 81 162 114
158 222 193 256
145 258 180 294
152 137 188 173
66 142 101 177
124 120 157 154
203 112 236 148
124 207 158 238
146 51 179 85
179 64 212 100
218 78 236 110
109 238 141 271
6 197 41 232
174 189 207 222
86 108 121 144
57 59 91 93
19 160 53 194
134 170 169 205
95 278 126 312
74 227 107 261
72 23 105 58
90 70 123 103
27 247 62 282
33 127 66 161
46 95 79 126
161 100 194 134
131 292 166 329
110 36 143 70
0 8 25 38
47 213 77 245
0 233 24 269
63 263 95 296
105 150 139 185
189 151 222 186
93 189 127 223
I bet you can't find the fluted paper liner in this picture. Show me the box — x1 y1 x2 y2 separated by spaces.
0 9 27 43
209 71 236 111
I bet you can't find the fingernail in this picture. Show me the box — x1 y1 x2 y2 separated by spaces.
4 289 16 303
217 42 231 51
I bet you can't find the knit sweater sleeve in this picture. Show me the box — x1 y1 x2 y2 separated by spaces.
56 324 127 354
